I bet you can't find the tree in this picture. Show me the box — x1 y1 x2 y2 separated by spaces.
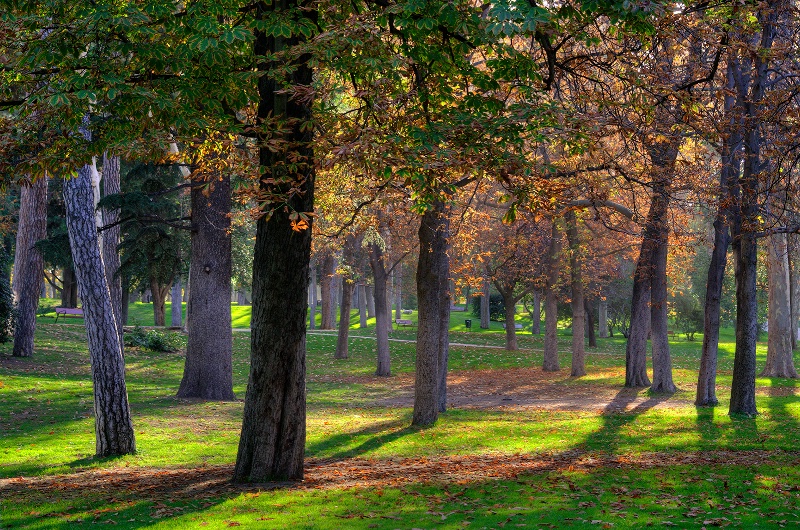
12 176 47 357
0 245 14 344
565 210 586 376
543 219 563 372
101 155 124 346
762 233 798 378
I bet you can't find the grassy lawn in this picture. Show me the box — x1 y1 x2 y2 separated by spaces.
2 309 800 528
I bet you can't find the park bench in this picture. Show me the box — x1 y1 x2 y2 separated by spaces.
502 323 524 330
54 307 83 323
395 318 415 327
667 329 677 338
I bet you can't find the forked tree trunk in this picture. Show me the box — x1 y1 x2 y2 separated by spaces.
177 175 234 400
12 176 48 358
101 154 123 346
335 281 354 359
233 5 314 481
369 243 391 376
64 162 135 457
412 200 450 426
543 220 562 372
762 232 798 378
320 254 336 329
565 210 586 376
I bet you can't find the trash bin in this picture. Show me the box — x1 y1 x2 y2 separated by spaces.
465 319 472 329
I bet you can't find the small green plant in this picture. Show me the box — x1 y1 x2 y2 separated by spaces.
124 325 182 352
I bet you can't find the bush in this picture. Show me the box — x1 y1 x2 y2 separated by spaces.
0 250 15 344
672 293 704 341
125 326 182 352
471 293 506 321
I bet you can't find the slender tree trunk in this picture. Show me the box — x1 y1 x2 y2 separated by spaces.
532 290 541 335
500 289 518 351
366 284 375 318
320 254 336 329
565 210 586 376
177 174 234 400
394 266 402 320
61 265 78 308
585 298 597 348
64 161 135 457
412 200 449 426
543 220 562 372
308 262 317 330
121 276 130 326
233 5 314 481
650 185 676 394
335 280 354 359
762 232 798 377
170 278 182 328
480 278 490 328
358 283 368 328
789 234 800 349
12 176 47 357
369 243 391 376
102 155 123 346
598 297 608 338
150 277 169 327
437 246 451 413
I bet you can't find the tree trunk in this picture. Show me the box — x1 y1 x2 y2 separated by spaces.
500 289 518 351
61 265 78 308
412 200 450 426
121 276 130 326
532 290 541 335
369 243 391 376
64 161 135 457
171 277 182 328
598 297 608 338
150 277 169 327
543 220 562 372
309 262 317 330
366 284 375 318
320 254 336 329
335 281 354 359
650 185 676 394
480 278 490 328
358 283 368 328
394 266 402 320
177 174 234 400
565 210 586 376
12 176 48 358
789 234 800 349
102 154 123 346
625 204 657 388
233 6 314 481
437 246 450 413
762 232 798 377
585 298 597 348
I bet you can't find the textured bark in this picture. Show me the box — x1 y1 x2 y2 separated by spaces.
177 174 234 401
790 236 800 349
730 226 758 416
650 186 676 394
61 265 78 308
543 220 562 372
412 201 450 426
150 277 170 327
585 298 597 348
121 276 130 326
334 281 354 359
320 254 336 329
480 278 490 329
233 4 313 481
358 283 368 328
369 243 391 376
565 210 586 377
12 176 48 358
64 163 135 457
170 278 182 328
598 298 609 338
101 154 123 346
532 290 541 335
762 233 798 378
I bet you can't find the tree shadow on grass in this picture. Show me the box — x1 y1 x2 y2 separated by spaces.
305 416 418 460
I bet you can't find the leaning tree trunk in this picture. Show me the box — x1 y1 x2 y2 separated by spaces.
649 185 676 394
177 174 235 401
233 7 314 481
101 154 123 346
320 254 336 329
565 210 586 376
500 288 518 351
334 280 354 359
543 220 562 372
369 242 391 376
412 200 450 426
762 232 798 378
64 162 135 457
12 176 48 358
480 277 490 329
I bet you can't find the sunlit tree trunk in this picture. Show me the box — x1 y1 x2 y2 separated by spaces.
101 154 123 346
762 232 798 378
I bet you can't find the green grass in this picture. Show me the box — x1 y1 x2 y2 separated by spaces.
2 316 800 528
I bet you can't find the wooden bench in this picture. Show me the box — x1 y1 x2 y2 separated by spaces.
55 307 83 323
395 318 415 327
667 329 677 338
502 323 524 330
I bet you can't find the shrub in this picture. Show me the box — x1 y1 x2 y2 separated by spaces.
471 293 506 321
0 249 15 343
125 325 182 352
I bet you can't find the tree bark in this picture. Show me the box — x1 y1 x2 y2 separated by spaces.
394 266 402 320
61 265 78 308
789 235 800 349
366 284 375 318
335 280 354 359
543 220 562 372
121 275 130 326
369 243 391 376
320 254 336 329
12 176 48 358
598 297 608 338
565 210 586 376
762 233 798 377
170 278 182 328
532 290 541 335
480 278 490 328
150 277 169 327
412 200 450 426
102 154 123 346
650 184 676 394
233 4 314 481
358 283 368 328
177 174 234 400
64 162 135 457
585 298 597 348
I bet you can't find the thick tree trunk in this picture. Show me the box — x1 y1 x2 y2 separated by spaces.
480 278 490 328
358 283 368 328
412 201 450 426
320 254 336 329
102 154 123 346
532 290 541 335
565 210 586 376
233 7 314 481
64 162 135 457
762 233 798 377
730 227 758 416
177 174 234 400
500 289 518 351
598 298 608 338
12 176 47 358
585 298 597 348
650 187 676 394
150 277 169 327
334 281 354 359
170 278 182 328
369 243 391 376
543 220 562 372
